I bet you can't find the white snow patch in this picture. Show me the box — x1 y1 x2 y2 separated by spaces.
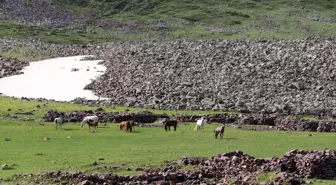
0 55 109 101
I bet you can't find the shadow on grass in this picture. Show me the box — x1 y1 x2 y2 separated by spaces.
61 128 77 131
225 137 237 140
2 167 15 170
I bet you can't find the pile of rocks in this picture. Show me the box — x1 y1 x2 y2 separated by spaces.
42 110 170 123
274 117 336 132
176 113 240 123
177 113 336 132
13 149 336 184
0 56 29 78
0 0 84 27
2 37 336 116
83 38 336 115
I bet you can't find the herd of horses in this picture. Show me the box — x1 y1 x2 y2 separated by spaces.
54 115 226 139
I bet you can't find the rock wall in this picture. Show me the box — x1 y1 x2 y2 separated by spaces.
0 56 29 78
43 109 336 132
43 110 170 123
14 149 336 185
274 117 336 132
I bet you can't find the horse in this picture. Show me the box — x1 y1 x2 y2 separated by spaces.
120 121 133 132
54 117 64 130
81 115 99 132
162 119 178 131
210 124 225 139
194 116 207 132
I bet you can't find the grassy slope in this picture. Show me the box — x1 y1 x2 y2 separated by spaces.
0 0 335 44
0 96 238 121
0 119 335 184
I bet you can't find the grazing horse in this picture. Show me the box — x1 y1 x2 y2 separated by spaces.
54 117 64 130
194 116 207 132
81 115 99 132
120 121 133 132
210 124 225 139
162 119 178 131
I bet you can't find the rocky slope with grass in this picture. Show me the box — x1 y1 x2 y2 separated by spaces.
0 0 336 43
0 56 29 78
0 0 84 27
10 149 336 185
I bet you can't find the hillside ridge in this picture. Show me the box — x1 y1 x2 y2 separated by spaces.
0 0 335 43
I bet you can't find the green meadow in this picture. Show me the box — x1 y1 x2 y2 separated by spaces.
0 96 335 184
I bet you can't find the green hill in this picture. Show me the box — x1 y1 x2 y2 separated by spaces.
0 0 335 43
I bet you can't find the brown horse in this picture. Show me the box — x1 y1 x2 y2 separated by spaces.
162 119 178 131
210 124 225 139
120 121 133 132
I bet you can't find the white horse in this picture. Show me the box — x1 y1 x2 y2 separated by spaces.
194 116 207 131
54 117 64 130
80 115 99 132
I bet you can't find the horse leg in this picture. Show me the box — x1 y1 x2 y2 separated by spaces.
164 125 167 131
174 125 176 131
130 126 132 132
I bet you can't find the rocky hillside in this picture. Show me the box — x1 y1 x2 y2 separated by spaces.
83 38 336 115
0 0 84 27
0 0 335 43
1 37 336 115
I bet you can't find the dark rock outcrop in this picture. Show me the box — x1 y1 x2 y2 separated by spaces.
0 56 29 78
14 149 336 185
43 110 170 123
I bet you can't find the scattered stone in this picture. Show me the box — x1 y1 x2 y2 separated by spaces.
4 138 11 141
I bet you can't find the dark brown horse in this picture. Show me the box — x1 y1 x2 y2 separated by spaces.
86 119 99 133
211 125 225 139
162 119 178 131
120 121 133 132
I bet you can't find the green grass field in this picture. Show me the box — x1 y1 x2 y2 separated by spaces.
0 96 336 184
0 96 238 121
1 119 336 184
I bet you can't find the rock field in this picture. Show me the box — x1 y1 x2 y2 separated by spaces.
1 37 336 115
12 149 336 185
0 56 29 78
0 0 84 27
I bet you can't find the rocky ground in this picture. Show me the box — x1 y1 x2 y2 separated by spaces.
0 56 29 78
1 38 336 116
41 109 336 132
0 0 85 27
8 149 336 185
